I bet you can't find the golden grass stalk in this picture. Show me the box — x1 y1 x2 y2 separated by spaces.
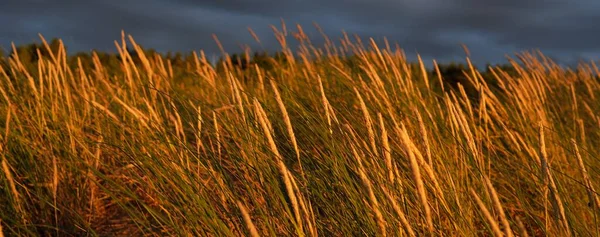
432 60 445 92
392 118 448 212
378 113 394 183
87 134 103 226
318 75 333 134
397 123 433 233
90 100 121 123
515 216 529 237
247 27 262 44
236 201 260 237
417 54 430 91
465 57 481 89
457 84 474 120
470 189 503 237
270 25 288 51
170 100 185 142
539 123 570 235
229 73 247 123
572 139 600 210
127 35 154 80
211 34 226 57
213 111 221 159
115 33 140 91
38 35 60 74
142 98 162 129
1 106 24 222
577 119 586 147
446 96 482 170
52 154 59 234
1 107 27 226
253 99 304 235
414 108 432 167
196 106 205 155
289 171 317 237
191 51 216 88
254 65 266 95
1 158 21 216
270 80 300 164
10 43 40 101
483 176 514 237
354 87 379 156
114 96 149 128
539 122 551 230
351 145 387 236
369 38 389 73
382 187 415 237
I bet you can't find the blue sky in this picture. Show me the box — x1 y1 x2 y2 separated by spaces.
1 0 599 66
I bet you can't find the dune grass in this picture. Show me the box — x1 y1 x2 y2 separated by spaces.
0 24 599 236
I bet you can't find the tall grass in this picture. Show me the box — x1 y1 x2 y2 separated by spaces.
0 24 599 236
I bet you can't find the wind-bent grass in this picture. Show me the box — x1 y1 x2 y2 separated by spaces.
0 24 599 236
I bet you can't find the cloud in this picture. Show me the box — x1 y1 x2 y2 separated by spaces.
1 0 599 66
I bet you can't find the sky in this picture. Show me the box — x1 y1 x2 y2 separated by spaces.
1 0 600 66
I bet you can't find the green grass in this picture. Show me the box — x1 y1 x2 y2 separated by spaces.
0 28 599 236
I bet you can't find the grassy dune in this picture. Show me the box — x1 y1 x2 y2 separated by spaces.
0 26 599 236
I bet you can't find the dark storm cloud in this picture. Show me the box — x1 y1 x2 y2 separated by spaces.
1 0 599 65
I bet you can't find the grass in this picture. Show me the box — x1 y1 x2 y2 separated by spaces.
0 24 599 236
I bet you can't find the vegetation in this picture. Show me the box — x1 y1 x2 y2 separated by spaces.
0 24 599 236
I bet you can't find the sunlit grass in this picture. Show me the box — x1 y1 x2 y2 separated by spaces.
0 23 599 236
